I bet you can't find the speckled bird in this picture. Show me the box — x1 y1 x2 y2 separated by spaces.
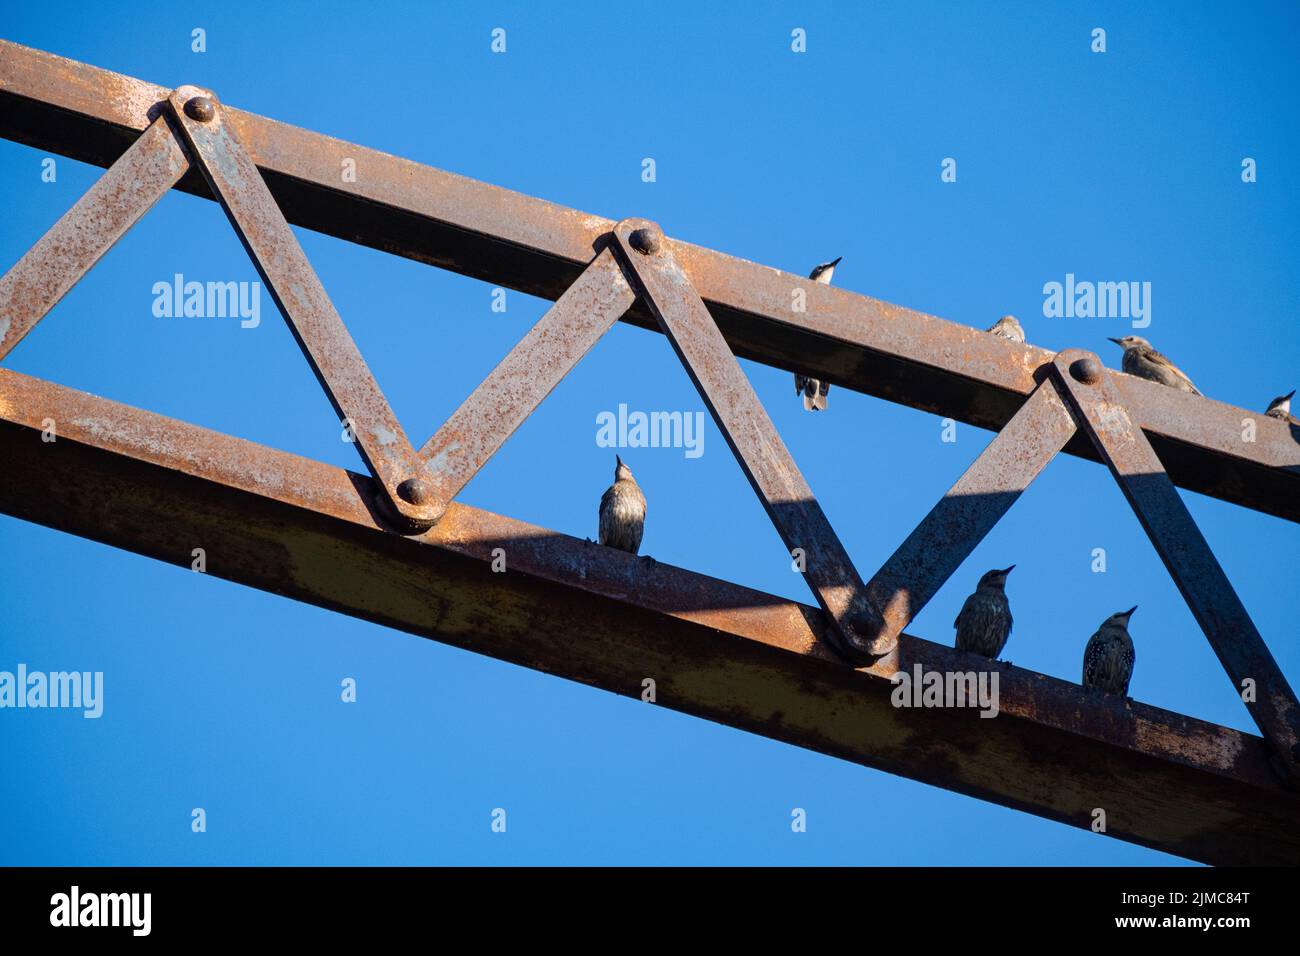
1108 336 1200 394
954 566 1015 658
1265 389 1297 424
1082 606 1137 696
794 256 841 411
598 455 646 555
987 314 1025 343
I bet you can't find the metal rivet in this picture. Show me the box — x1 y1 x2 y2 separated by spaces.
184 97 216 122
397 477 433 506
628 227 662 255
1070 357 1103 385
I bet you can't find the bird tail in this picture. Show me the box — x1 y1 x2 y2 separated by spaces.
811 383 829 411
802 391 817 411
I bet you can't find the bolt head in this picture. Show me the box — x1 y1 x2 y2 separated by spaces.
628 227 662 255
184 97 216 122
397 476 434 506
1070 357 1103 385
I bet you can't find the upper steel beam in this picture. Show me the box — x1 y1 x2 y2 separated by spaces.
2 40 1297 523
0 366 1297 866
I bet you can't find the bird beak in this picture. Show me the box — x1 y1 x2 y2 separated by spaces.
1001 565 1016 575
829 256 843 267
1124 605 1138 619
615 454 623 467
1107 337 1123 346
1286 390 1297 401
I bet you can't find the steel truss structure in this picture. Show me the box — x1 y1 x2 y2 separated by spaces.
2 41 1298 865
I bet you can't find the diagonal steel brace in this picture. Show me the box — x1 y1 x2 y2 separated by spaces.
862 378 1079 649
166 86 437 533
609 219 887 662
418 248 635 513
1052 349 1300 780
0 114 191 361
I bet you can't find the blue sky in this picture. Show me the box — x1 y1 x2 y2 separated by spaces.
1 1 1297 865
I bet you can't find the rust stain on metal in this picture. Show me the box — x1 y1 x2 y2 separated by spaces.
0 116 189 360
419 248 634 507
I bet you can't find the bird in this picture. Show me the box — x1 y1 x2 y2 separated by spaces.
793 256 842 411
987 314 1025 343
1082 606 1137 696
954 566 1015 658
1265 389 1297 424
598 455 646 555
1108 336 1200 394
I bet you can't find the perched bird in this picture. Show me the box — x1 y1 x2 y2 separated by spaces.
1082 606 1137 696
954 566 1015 658
794 375 830 412
1265 389 1297 424
598 455 646 555
793 256 842 411
1108 336 1200 394
987 314 1025 343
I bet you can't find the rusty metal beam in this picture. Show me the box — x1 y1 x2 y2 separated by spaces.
611 219 884 662
165 85 437 533
0 114 189 359
1 365 1297 865
864 379 1078 647
1052 350 1300 779
2 40 1297 523
418 248 634 510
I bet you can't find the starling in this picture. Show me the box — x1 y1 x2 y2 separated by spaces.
598 455 646 555
1265 389 1297 424
954 566 1015 658
1108 336 1200 394
1082 606 1137 696
987 314 1025 343
793 256 841 411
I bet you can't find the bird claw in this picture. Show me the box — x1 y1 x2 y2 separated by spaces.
641 554 657 568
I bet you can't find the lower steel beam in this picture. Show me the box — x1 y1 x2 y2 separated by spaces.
0 367 1296 865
